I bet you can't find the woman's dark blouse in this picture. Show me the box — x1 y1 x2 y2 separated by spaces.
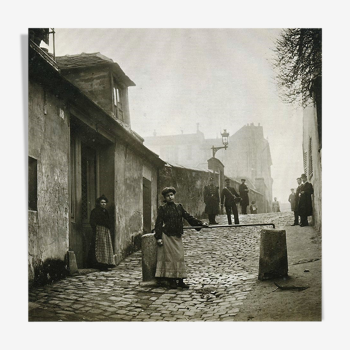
90 206 110 230
154 202 203 240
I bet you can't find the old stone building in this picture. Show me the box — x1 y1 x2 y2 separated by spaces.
28 30 164 283
144 125 209 170
211 124 273 212
302 77 322 231
144 123 273 212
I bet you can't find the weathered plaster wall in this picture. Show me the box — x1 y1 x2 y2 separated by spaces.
62 67 113 118
28 81 70 280
303 104 322 232
142 160 159 232
114 144 144 264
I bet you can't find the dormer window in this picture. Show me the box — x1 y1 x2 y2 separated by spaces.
113 84 124 121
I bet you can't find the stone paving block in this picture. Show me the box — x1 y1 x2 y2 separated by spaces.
108 296 122 301
103 307 118 312
114 302 131 307
79 307 92 312
110 314 124 320
87 309 103 314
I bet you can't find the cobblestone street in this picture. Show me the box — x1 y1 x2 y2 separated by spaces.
29 211 314 322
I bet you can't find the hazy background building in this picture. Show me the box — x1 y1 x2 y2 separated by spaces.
144 123 273 211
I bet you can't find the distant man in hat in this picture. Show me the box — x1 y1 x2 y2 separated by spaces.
239 179 249 214
221 178 240 225
298 174 314 226
288 188 296 211
204 177 220 224
291 177 302 226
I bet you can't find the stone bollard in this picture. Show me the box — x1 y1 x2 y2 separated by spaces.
67 251 79 275
258 229 288 280
141 233 158 285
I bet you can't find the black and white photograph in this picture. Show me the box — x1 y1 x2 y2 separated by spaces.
27 27 322 322
4 2 350 348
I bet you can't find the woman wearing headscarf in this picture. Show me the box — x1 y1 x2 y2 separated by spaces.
154 187 206 289
89 194 116 271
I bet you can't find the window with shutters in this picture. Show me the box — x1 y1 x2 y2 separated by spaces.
309 137 313 178
113 82 124 121
303 151 308 175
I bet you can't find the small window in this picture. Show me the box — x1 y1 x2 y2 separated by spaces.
309 137 313 178
113 86 121 106
113 87 118 106
303 151 308 176
28 157 38 211
113 85 124 120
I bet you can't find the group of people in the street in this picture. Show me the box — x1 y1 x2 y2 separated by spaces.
204 177 253 225
88 173 314 290
87 176 254 288
288 173 314 227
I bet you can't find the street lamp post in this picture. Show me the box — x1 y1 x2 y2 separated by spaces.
211 129 230 157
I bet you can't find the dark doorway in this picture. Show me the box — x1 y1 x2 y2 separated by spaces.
143 177 152 234
81 144 97 267
69 116 115 268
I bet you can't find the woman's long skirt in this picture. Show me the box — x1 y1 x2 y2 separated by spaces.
93 225 115 268
155 234 187 278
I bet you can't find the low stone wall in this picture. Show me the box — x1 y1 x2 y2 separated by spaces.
158 164 216 220
228 178 265 214
157 165 266 222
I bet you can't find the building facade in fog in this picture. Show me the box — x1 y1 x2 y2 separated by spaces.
212 124 273 213
144 124 210 170
28 29 164 284
145 123 273 212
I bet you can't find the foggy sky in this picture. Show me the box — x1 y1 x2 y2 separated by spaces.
49 28 304 203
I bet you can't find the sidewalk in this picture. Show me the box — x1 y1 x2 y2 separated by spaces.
234 222 322 321
28 212 321 321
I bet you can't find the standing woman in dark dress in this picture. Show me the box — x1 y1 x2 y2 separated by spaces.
89 195 116 270
154 187 206 289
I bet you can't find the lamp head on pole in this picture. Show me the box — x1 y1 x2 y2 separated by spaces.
221 129 229 148
211 128 229 157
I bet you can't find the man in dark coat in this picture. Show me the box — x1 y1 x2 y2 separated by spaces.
288 189 296 211
298 174 314 227
204 177 220 224
291 177 302 226
221 178 240 225
239 179 249 214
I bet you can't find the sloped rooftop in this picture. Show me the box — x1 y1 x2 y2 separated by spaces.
56 52 135 86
